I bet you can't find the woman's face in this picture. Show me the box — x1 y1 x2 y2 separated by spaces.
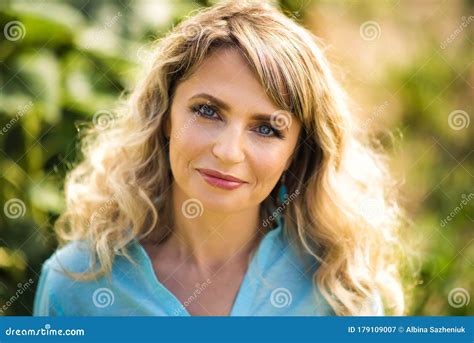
167 48 302 213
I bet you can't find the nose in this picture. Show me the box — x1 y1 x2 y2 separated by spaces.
211 124 246 164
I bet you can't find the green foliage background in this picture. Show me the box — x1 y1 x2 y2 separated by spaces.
0 0 472 316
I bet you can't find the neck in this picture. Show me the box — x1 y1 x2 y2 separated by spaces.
168 182 264 272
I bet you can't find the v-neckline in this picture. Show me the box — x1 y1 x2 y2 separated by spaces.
132 223 283 316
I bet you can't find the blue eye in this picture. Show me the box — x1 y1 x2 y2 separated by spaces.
193 104 219 120
256 124 284 139
191 103 284 139
256 124 274 136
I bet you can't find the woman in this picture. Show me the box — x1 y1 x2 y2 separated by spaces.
34 0 407 316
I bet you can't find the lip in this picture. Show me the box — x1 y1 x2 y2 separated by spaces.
197 168 247 190
198 168 245 182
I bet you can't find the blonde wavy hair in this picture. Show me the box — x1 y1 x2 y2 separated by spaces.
55 0 410 315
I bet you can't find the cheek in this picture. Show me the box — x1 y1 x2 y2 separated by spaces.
170 109 209 150
169 113 210 163
248 144 289 187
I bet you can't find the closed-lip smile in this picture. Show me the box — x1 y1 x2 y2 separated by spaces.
196 168 247 190
197 168 246 183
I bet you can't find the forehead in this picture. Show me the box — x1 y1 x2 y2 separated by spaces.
175 48 280 114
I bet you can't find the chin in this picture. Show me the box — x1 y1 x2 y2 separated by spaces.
199 190 245 213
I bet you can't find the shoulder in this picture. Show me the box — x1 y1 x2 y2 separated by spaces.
33 240 96 316
44 240 95 275
34 239 146 316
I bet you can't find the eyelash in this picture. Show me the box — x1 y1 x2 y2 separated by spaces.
191 103 285 139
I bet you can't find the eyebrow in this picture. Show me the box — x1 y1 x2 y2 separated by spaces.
189 93 277 123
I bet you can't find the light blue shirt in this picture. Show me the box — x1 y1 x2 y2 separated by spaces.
33 222 382 316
